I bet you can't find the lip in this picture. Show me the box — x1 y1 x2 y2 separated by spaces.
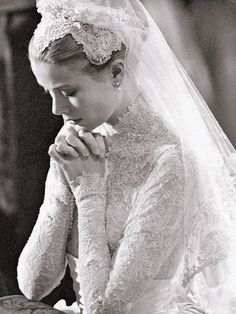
65 118 82 124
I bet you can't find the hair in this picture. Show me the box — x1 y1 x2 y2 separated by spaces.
29 34 126 76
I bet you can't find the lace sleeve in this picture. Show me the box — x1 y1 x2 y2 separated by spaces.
101 147 185 314
17 160 75 301
70 148 185 314
70 172 111 314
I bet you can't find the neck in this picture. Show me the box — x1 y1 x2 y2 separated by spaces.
107 75 140 126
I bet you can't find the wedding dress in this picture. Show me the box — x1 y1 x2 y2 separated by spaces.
17 95 234 314
16 0 236 313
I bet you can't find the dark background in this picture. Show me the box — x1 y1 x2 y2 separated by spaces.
0 2 75 305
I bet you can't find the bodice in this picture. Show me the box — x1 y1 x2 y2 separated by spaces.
67 94 184 279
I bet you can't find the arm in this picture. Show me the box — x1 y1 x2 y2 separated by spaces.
17 159 75 301
70 172 111 314
71 146 185 314
101 147 185 313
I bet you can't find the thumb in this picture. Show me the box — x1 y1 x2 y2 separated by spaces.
103 135 113 152
48 144 65 164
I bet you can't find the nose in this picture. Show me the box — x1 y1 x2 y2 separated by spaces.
51 90 70 116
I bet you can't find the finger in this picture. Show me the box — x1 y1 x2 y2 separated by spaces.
78 130 100 155
184 306 206 314
55 135 64 145
190 308 206 314
48 144 65 164
55 125 77 144
56 142 79 158
65 135 90 157
103 135 113 151
93 133 106 157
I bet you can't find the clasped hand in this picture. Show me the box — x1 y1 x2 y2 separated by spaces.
48 123 109 183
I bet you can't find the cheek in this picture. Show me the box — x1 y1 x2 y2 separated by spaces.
86 101 111 124
99 94 115 113
68 95 81 109
77 86 115 120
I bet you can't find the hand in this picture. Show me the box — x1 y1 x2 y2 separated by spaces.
49 145 105 182
55 122 109 158
49 131 106 182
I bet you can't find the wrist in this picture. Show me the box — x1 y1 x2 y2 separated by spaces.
70 171 107 200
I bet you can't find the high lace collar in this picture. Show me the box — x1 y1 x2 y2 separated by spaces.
103 93 179 158
109 93 176 140
111 93 156 135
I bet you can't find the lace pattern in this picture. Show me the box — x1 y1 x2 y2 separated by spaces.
32 3 122 65
17 160 75 301
36 1 146 31
70 172 107 200
65 96 187 313
101 147 185 313
105 95 181 252
17 95 232 313
182 149 234 289
70 172 110 314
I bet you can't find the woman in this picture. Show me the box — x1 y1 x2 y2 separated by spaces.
5 0 236 313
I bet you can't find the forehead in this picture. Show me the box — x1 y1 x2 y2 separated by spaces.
30 59 87 89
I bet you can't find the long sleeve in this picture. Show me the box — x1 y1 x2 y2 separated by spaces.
70 172 111 314
70 146 185 314
17 159 75 301
101 147 185 313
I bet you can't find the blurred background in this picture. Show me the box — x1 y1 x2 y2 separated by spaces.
0 0 236 306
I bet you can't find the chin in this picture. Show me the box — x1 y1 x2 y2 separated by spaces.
76 119 105 132
75 124 91 132
76 122 94 132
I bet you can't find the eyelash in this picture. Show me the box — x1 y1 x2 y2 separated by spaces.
42 89 77 97
65 90 77 97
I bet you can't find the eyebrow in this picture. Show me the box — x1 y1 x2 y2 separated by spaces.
40 84 75 93
53 84 75 90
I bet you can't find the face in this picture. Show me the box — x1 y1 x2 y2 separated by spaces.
31 59 121 131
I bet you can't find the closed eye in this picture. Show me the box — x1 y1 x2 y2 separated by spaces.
67 91 77 97
64 90 77 97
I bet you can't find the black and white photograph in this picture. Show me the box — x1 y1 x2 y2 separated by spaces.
0 1 236 313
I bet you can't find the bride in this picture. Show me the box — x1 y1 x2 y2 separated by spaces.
2 0 236 313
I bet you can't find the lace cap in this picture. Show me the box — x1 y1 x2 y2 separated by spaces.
32 2 123 65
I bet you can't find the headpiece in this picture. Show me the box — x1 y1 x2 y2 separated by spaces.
31 1 125 65
31 1 236 311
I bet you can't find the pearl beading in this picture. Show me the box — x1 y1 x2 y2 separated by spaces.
68 194 74 234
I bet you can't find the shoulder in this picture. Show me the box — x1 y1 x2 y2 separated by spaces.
136 143 185 198
153 143 184 176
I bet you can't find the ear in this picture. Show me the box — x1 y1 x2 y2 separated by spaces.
109 58 125 86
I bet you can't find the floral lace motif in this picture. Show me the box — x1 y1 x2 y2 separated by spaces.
17 160 74 301
36 1 146 31
66 95 187 314
32 3 122 65
181 146 235 289
103 147 185 313
105 95 181 252
70 172 107 200
17 95 233 313
70 173 111 314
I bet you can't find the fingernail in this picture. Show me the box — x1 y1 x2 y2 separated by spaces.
82 151 89 157
73 152 79 157
94 148 100 155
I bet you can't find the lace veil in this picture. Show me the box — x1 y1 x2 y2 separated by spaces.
34 0 236 310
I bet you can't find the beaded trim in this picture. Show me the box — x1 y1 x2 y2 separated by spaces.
68 195 74 233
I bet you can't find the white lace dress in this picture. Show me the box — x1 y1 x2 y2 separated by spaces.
17 96 221 314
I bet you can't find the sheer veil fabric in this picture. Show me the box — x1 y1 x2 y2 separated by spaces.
36 0 236 312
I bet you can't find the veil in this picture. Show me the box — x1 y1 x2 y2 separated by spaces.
36 0 236 312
